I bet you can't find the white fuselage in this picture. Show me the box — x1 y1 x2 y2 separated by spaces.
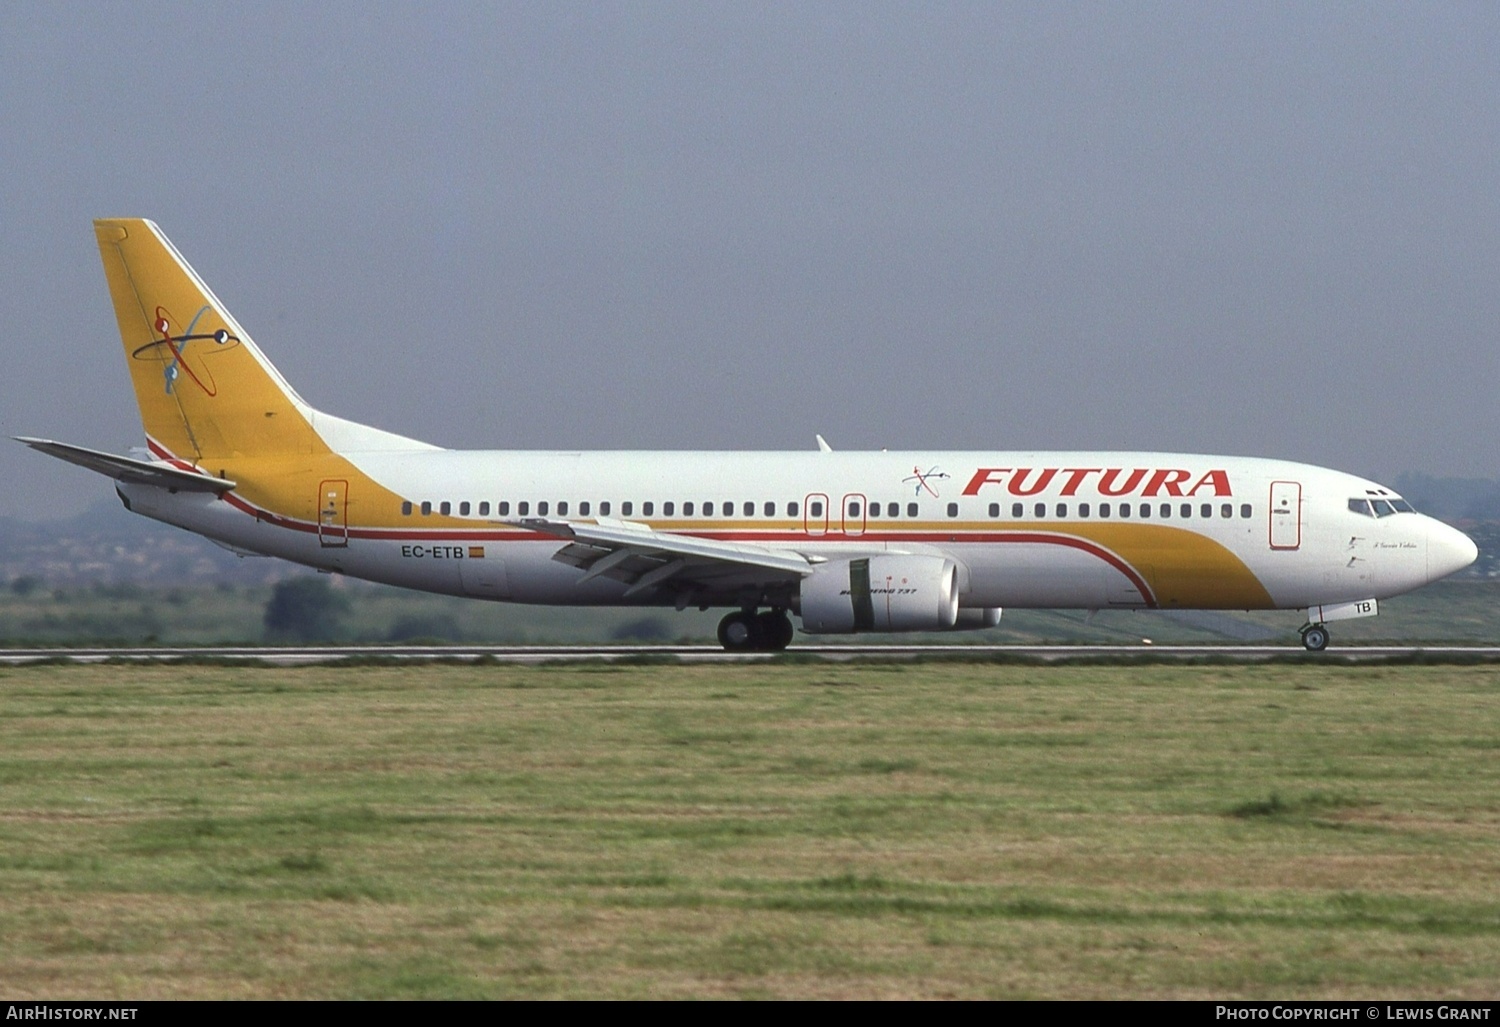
118 447 1477 617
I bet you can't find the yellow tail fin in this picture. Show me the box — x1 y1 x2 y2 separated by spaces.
95 218 316 461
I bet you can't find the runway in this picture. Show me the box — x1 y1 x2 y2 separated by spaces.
5 644 1500 665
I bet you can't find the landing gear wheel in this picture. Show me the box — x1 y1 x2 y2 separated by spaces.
1301 625 1329 652
757 610 795 651
717 611 760 651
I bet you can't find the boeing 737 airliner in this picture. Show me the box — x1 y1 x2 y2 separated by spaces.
18 220 1478 650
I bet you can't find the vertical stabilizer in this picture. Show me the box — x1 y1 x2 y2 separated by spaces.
95 218 316 461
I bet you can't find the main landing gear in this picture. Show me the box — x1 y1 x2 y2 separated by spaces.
1299 623 1330 652
717 608 795 652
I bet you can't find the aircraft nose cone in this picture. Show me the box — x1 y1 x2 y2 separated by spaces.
1428 519 1479 582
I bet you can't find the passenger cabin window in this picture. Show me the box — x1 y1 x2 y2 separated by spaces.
1201 503 1213 518
518 501 529 516
1180 503 1191 518
557 501 568 515
663 502 674 516
746 502 756 516
810 501 823 517
581 501 591 516
621 501 631 516
459 501 470 516
498 501 510 516
421 501 432 515
1057 503 1067 517
1139 503 1150 518
1079 503 1091 517
848 502 860 517
1120 503 1130 518
788 502 799 516
1034 502 1045 518
440 501 451 516
1100 503 1111 518
538 501 549 516
988 503 1000 517
684 502 695 516
887 502 898 517
1240 504 1252 518
479 501 490 516
869 503 880 518
907 502 918 517
644 502 654 515
764 502 775 516
947 502 958 518
1221 504 1233 518
401 501 413 516
1160 503 1171 518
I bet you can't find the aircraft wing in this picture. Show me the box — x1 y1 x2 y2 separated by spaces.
14 437 236 494
509 516 814 597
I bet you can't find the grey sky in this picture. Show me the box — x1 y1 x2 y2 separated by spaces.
4 2 1498 521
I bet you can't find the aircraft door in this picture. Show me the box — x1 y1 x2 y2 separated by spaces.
842 493 867 536
318 479 349 547
1269 481 1301 550
803 493 829 536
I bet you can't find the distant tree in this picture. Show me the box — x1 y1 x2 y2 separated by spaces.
9 576 39 597
263 576 350 643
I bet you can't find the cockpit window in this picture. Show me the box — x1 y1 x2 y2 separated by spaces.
1350 496 1415 517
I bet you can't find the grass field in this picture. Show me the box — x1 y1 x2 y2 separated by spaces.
1 660 1498 998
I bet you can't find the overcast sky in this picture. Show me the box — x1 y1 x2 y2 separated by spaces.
4 2 1498 521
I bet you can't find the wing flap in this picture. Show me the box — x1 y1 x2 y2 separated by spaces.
512 517 814 592
14 437 236 494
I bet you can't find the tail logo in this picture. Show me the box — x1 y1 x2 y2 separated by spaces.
131 305 241 396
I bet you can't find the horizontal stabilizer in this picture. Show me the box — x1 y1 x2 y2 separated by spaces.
14 437 235 494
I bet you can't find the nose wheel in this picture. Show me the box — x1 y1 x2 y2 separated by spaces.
1300 624 1329 651
717 609 795 651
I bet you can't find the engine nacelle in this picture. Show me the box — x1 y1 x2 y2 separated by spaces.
950 607 1002 630
799 555 960 633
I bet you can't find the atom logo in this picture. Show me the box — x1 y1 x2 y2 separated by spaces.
903 465 950 498
130 304 240 396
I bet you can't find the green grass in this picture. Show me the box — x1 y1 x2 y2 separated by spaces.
1 662 1498 997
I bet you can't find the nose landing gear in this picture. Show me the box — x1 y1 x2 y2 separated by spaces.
1299 623 1329 651
717 608 795 651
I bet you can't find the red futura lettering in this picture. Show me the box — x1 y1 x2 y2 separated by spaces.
1006 468 1058 496
1186 469 1231 496
1142 469 1192 496
1058 468 1101 496
1097 468 1147 496
962 469 1010 495
962 466 1233 497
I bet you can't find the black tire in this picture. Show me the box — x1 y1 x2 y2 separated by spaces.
1301 625 1329 652
757 610 795 650
717 611 758 651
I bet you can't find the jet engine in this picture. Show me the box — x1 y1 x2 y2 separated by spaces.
798 554 960 633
